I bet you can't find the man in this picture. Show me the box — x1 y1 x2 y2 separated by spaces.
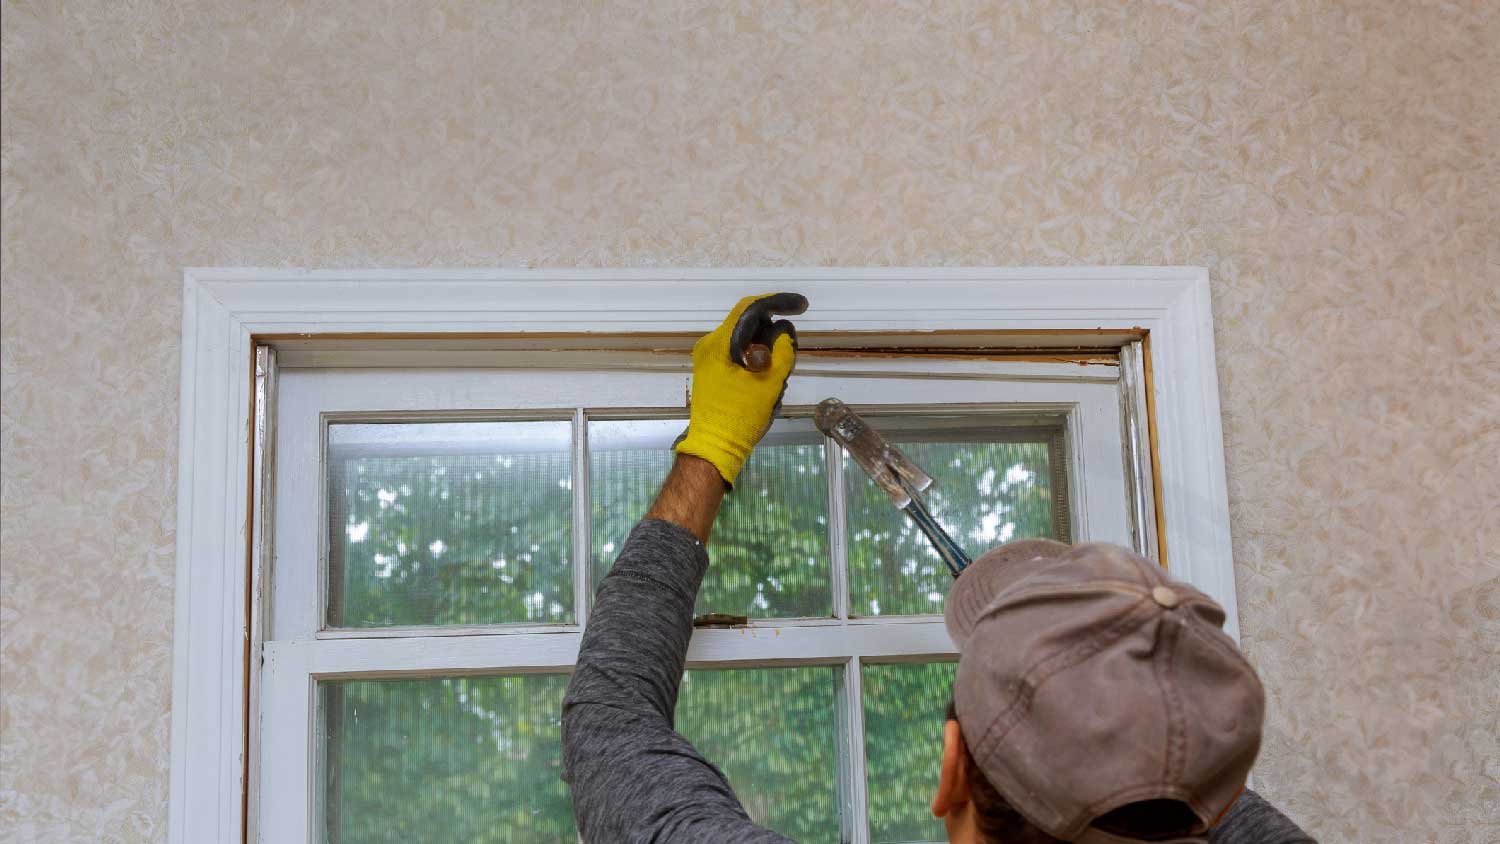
562 295 1315 843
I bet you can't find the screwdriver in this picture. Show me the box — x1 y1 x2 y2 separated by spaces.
814 398 973 577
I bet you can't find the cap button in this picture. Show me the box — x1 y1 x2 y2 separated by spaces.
1151 585 1179 608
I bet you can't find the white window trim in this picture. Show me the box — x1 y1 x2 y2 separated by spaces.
170 266 1234 844
262 357 1132 843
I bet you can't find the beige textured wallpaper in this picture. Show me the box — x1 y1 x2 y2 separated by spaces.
2 1 1496 841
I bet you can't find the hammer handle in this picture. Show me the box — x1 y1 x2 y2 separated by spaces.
743 343 773 372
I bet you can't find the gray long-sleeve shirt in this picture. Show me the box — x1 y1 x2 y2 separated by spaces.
561 519 1315 844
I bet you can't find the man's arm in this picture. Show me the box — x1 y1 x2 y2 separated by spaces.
1210 790 1317 844
561 294 805 843
561 456 792 843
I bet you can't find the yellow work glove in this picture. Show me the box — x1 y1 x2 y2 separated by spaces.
676 292 808 486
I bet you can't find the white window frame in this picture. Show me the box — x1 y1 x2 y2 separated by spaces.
266 362 1130 843
170 267 1235 844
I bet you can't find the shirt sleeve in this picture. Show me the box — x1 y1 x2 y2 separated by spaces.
1210 789 1318 844
561 519 795 844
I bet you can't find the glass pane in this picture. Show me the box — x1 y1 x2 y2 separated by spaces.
863 662 957 844
675 666 841 843
845 418 1064 617
321 674 574 843
590 418 832 618
327 420 574 627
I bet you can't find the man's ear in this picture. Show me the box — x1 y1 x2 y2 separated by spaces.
931 719 971 818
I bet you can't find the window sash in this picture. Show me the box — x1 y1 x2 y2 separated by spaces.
270 360 1128 644
260 354 1133 843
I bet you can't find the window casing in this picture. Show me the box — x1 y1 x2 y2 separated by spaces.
168 268 1237 844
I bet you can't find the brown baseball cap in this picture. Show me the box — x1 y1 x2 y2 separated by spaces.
945 539 1264 843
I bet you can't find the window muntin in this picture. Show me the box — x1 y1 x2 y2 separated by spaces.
261 357 1134 843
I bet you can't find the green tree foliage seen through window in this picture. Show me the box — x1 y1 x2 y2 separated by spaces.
319 418 1058 842
863 662 959 843
328 421 574 628
675 667 841 843
324 675 574 843
590 419 832 619
847 438 1060 617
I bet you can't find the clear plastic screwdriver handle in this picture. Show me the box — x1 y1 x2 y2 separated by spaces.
814 398 972 576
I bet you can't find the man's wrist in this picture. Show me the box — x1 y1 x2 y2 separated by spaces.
674 410 760 486
645 454 727 543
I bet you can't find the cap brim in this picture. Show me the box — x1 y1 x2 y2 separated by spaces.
945 538 1070 648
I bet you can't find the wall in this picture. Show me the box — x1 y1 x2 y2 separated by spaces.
2 2 1495 841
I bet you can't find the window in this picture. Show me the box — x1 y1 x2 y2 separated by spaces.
259 352 1133 843
171 269 1237 844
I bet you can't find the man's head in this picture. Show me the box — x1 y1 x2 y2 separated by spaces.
931 539 1264 843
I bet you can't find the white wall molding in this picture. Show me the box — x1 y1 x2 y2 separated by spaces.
171 280 254 844
170 266 1235 844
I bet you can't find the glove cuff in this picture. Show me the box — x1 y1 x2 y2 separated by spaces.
674 419 756 487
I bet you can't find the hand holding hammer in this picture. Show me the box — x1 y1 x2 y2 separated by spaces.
729 292 809 372
673 293 809 486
